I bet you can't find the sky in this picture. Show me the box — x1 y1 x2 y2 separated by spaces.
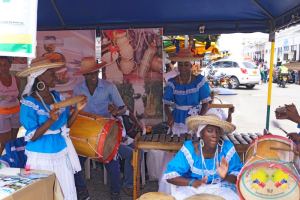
218 32 269 53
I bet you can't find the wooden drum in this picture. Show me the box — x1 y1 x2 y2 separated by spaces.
237 135 300 200
69 110 122 163
137 192 174 200
185 193 225 200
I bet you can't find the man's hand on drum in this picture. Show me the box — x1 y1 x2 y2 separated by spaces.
49 107 60 122
216 156 229 179
191 176 208 189
76 95 87 111
287 132 300 141
108 103 117 116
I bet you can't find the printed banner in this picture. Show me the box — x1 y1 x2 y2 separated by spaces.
101 28 163 126
37 30 96 99
0 0 38 57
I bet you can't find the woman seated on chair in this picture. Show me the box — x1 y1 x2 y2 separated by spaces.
163 110 242 200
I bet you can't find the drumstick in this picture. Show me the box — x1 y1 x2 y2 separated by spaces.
272 121 288 134
270 147 299 155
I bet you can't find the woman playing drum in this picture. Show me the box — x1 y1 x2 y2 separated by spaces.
17 57 87 200
163 110 242 200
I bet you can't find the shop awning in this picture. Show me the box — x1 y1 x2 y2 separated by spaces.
37 0 300 35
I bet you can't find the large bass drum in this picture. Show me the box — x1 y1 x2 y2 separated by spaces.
237 135 300 200
69 110 122 163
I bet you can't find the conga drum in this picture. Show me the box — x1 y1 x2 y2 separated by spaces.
69 110 122 163
185 193 225 200
237 135 300 200
137 192 174 200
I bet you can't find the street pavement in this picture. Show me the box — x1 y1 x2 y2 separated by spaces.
229 82 300 136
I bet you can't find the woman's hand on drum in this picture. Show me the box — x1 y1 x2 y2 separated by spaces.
216 156 229 179
76 95 87 111
287 132 300 141
191 176 208 189
49 107 60 122
108 103 117 116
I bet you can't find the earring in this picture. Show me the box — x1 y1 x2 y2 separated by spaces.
219 139 224 152
37 81 45 91
200 139 204 147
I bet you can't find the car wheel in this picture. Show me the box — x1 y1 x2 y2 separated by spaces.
246 85 255 89
230 77 239 89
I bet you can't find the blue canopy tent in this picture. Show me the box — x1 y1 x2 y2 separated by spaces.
38 0 300 35
37 0 299 129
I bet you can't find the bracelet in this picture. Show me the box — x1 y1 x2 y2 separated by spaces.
189 179 195 187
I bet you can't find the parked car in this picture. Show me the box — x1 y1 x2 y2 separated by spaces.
203 60 260 89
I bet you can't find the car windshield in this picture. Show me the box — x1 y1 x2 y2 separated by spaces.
243 62 257 69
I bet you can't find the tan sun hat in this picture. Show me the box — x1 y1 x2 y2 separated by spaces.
73 57 107 76
185 113 236 134
167 49 201 62
16 57 65 77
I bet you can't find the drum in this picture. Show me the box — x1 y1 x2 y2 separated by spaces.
185 193 225 200
137 192 174 200
69 110 122 163
237 135 300 200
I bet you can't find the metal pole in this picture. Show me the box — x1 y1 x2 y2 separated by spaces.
185 35 188 49
266 33 275 130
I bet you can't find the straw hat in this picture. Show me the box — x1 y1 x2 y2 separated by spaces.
185 113 236 134
167 49 201 62
73 57 107 76
16 57 65 77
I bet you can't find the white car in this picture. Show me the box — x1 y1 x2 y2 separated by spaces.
203 60 260 89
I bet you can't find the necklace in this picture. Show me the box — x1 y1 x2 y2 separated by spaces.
199 139 218 185
35 91 57 112
179 73 192 84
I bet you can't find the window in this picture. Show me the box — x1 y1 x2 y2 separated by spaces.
233 62 240 68
222 61 232 68
291 45 297 51
212 62 222 68
243 62 257 69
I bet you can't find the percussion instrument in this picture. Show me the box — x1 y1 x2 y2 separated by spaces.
237 135 300 200
137 192 174 200
133 132 261 199
69 110 122 163
185 193 225 200
50 95 86 110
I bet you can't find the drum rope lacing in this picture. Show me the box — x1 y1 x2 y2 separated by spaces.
239 138 297 179
69 112 123 159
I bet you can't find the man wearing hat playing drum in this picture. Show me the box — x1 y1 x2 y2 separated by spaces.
73 57 136 200
163 109 242 200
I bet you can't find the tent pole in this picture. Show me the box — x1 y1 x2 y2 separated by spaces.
266 32 275 130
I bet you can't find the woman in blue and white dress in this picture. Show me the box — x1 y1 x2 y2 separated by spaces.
159 49 211 194
163 110 242 200
17 57 87 200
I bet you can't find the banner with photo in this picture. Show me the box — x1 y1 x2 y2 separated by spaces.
101 28 163 126
0 0 38 57
37 30 96 99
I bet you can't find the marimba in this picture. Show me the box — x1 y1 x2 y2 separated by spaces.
132 132 263 199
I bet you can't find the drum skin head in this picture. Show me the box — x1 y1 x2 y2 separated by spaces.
185 193 225 200
139 192 174 200
102 121 119 161
238 135 300 200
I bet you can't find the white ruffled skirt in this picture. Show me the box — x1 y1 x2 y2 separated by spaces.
172 182 240 200
26 148 77 200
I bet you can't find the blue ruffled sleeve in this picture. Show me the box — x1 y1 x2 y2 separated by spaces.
198 75 211 103
223 140 243 177
163 143 190 180
163 80 174 105
20 97 39 142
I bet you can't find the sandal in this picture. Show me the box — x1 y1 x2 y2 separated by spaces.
122 187 133 196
